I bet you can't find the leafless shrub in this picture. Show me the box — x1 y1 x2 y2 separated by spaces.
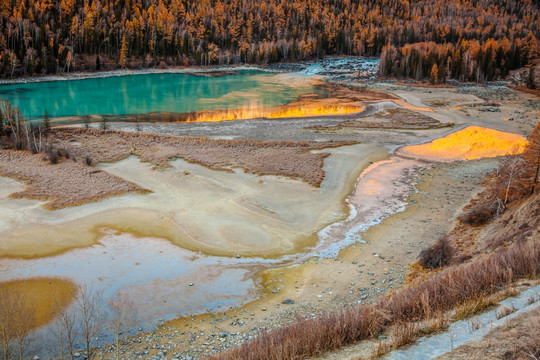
109 293 138 360
50 295 79 360
418 235 454 269
460 204 497 226
0 288 35 360
45 144 59 164
83 116 91 129
75 286 104 360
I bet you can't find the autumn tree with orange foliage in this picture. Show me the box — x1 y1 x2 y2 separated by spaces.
523 123 540 194
0 0 538 78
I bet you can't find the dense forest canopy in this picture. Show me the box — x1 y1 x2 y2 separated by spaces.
0 0 538 80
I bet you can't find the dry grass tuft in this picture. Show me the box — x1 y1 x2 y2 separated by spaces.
460 204 497 226
209 305 386 360
418 235 454 269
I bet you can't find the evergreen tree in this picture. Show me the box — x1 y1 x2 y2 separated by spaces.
526 67 536 89
430 64 439 84
119 36 129 69
42 110 50 134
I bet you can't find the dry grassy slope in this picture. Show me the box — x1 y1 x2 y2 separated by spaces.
447 193 540 262
436 307 540 360
478 193 540 251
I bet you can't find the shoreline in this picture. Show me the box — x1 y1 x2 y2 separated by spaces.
0 65 274 85
0 56 381 85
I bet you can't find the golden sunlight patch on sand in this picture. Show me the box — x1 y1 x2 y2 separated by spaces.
400 126 528 161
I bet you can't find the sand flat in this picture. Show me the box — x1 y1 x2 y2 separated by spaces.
0 143 388 259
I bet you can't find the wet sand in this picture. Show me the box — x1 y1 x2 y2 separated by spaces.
0 143 388 259
0 278 77 330
0 234 257 327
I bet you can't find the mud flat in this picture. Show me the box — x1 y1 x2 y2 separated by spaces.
0 142 388 259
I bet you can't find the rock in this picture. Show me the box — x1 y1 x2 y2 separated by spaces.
261 308 267 311
219 331 229 338
377 335 387 340
282 298 295 304
32 356 40 360
189 283 194 286
73 353 81 358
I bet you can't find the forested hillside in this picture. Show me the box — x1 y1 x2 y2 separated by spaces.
0 0 538 80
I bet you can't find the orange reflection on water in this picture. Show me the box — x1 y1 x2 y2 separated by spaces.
184 104 365 122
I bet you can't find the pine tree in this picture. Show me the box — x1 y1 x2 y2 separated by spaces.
119 36 129 69
526 67 536 90
429 63 439 84
523 123 540 194
42 109 50 133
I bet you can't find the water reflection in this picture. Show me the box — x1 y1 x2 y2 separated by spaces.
0 71 317 119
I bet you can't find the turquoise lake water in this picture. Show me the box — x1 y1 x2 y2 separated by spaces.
0 71 317 119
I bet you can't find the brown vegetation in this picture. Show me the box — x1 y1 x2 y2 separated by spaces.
0 148 149 210
50 128 357 187
418 235 454 270
380 37 539 83
0 0 538 81
460 204 497 226
208 239 540 360
444 123 540 259
437 307 540 360
307 108 450 132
